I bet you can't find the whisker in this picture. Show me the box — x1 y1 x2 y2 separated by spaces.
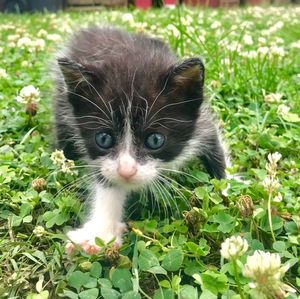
66 90 111 123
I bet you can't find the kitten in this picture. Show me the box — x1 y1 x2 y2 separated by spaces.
53 26 227 253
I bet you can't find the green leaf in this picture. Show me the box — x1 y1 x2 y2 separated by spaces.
20 202 32 217
179 285 198 299
199 289 217 299
101 287 120 299
147 265 167 276
26 291 49 299
23 215 33 223
63 290 79 299
78 288 99 299
121 291 141 299
273 241 286 252
111 268 133 293
98 278 112 288
213 211 236 233
68 271 90 292
153 288 174 299
194 270 228 295
159 280 171 288
281 112 300 122
138 249 159 271
161 248 183 272
90 262 102 278
83 277 97 289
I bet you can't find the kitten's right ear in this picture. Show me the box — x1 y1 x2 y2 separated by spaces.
57 58 94 89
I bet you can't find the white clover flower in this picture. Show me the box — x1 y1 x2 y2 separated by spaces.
273 192 283 203
180 16 193 26
8 34 20 42
21 61 30 67
264 93 282 103
258 46 269 56
218 39 228 47
0 47 3 53
290 40 300 49
243 250 295 299
32 39 45 51
210 80 221 89
273 21 284 31
199 35 205 43
268 152 282 165
277 104 290 117
33 226 45 237
220 236 248 260
50 149 66 166
221 58 230 66
0 68 8 79
17 36 32 49
262 176 280 191
275 37 284 44
8 42 16 48
50 149 76 175
243 34 253 45
226 42 242 53
211 21 221 29
61 159 76 174
240 51 257 59
122 13 134 23
37 29 48 38
16 85 40 104
167 24 180 38
47 34 61 42
258 37 267 44
270 46 285 57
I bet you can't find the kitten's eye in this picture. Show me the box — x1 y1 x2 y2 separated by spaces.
145 133 165 150
95 132 114 149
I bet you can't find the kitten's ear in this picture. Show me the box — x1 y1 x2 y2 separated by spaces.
57 58 95 90
166 58 205 100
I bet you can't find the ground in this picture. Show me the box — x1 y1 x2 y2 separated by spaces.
0 6 299 299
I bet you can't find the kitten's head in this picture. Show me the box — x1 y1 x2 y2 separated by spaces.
58 56 204 190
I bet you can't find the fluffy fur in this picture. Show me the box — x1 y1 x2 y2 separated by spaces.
53 26 227 253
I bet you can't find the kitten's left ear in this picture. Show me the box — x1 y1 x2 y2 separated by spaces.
167 58 205 94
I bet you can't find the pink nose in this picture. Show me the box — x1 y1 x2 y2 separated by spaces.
117 165 137 180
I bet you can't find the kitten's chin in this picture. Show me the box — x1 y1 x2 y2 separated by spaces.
112 178 149 191
97 174 151 191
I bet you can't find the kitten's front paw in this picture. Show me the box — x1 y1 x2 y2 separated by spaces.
66 222 126 254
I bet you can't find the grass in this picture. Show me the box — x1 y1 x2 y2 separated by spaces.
0 5 300 299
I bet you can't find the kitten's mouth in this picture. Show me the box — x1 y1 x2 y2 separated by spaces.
96 173 144 190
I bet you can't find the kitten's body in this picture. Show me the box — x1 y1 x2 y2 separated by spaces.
53 27 226 252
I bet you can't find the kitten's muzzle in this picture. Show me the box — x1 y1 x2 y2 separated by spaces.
117 153 138 181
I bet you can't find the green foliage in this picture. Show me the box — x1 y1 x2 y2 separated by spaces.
0 5 300 299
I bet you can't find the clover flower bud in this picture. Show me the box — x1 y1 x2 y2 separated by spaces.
33 226 45 237
236 195 254 217
31 178 47 192
220 236 248 260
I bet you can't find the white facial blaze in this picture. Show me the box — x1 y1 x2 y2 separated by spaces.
116 116 138 180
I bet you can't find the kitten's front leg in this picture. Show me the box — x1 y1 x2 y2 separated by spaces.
66 183 127 254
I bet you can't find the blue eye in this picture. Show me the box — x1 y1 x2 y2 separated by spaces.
145 133 165 150
95 132 114 149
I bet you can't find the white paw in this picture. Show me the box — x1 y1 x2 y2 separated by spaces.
66 222 126 254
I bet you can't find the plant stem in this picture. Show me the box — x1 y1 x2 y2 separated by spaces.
233 259 245 299
267 191 276 242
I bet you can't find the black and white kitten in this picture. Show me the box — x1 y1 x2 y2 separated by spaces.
53 26 227 253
